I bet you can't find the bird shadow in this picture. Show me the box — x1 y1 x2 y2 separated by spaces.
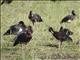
43 44 59 48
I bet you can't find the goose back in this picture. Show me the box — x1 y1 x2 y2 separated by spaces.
60 10 76 23
3 21 26 35
48 27 73 43
13 26 33 46
28 11 43 25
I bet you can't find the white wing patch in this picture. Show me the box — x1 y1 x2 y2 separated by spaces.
19 28 23 32
68 20 71 22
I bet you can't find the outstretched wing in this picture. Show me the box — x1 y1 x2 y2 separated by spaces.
3 25 19 35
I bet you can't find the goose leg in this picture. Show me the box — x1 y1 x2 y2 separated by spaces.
60 41 62 46
32 21 34 25
58 41 62 48
58 41 61 48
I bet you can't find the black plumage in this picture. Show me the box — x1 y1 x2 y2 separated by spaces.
28 11 43 25
48 27 72 46
1 0 13 5
3 25 19 35
13 26 33 46
60 10 76 23
3 21 26 35
59 26 73 35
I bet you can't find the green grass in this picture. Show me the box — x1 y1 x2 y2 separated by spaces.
1 1 80 60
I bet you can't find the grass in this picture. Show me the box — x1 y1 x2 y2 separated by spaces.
1 1 80 60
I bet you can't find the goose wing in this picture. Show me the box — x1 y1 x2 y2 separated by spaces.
61 15 72 23
33 14 43 21
3 25 18 35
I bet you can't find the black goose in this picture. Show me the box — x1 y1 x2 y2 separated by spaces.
60 10 76 23
13 26 33 46
59 26 73 35
48 27 72 47
3 21 26 35
1 0 13 5
28 11 43 25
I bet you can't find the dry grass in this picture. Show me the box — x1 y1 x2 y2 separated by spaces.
1 1 80 60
